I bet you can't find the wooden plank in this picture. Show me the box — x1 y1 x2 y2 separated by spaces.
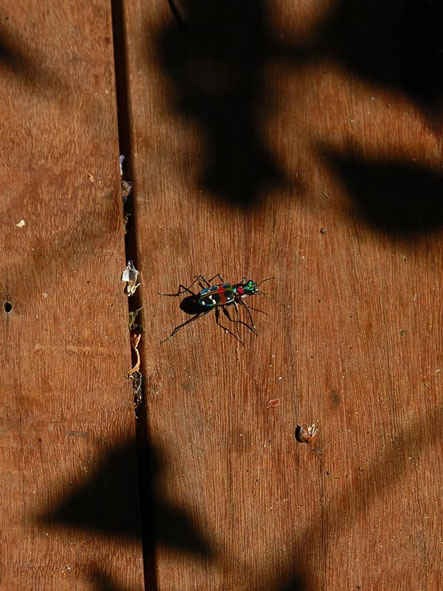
123 1 442 589
0 2 144 589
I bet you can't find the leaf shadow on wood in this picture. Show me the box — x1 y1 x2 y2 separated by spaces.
262 404 442 591
38 438 213 558
0 23 62 93
275 576 308 591
157 0 290 208
317 0 443 122
323 149 443 238
0 24 34 78
88 567 133 591
155 0 441 228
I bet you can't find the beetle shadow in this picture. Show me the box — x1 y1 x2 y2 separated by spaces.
158 0 290 208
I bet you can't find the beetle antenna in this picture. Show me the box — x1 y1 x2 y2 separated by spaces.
258 277 275 286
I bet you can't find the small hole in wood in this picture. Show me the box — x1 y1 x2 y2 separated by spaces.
4 301 12 312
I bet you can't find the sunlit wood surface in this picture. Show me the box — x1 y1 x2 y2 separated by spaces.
124 1 442 589
1 1 441 590
0 2 144 589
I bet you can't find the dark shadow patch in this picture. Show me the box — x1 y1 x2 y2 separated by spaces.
319 0 443 116
0 22 28 72
324 150 443 236
0 39 22 68
39 439 212 557
40 440 142 538
158 0 287 207
152 501 211 556
277 576 309 591
89 567 132 591
0 24 60 92
156 1 442 212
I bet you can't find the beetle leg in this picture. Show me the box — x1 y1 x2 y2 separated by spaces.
194 274 211 289
196 274 225 290
207 273 224 283
159 284 195 297
197 274 224 288
159 276 204 297
160 311 210 343
215 307 243 344
242 303 269 317
221 306 242 340
238 298 258 334
225 303 256 335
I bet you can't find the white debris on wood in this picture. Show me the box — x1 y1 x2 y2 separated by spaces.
15 220 25 227
121 261 140 296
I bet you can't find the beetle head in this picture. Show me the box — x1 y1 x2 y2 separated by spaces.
241 278 258 295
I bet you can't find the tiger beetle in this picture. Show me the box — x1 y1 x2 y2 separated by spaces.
159 274 274 344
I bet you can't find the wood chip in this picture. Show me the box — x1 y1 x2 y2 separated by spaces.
129 333 141 375
266 398 281 408
295 423 319 444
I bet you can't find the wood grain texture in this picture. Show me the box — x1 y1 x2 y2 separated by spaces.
124 1 442 589
0 2 144 589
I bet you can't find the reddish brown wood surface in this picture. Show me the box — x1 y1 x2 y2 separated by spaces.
0 2 144 589
124 1 442 590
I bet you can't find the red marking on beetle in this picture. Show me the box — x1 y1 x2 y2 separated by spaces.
237 286 245 295
218 292 230 305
